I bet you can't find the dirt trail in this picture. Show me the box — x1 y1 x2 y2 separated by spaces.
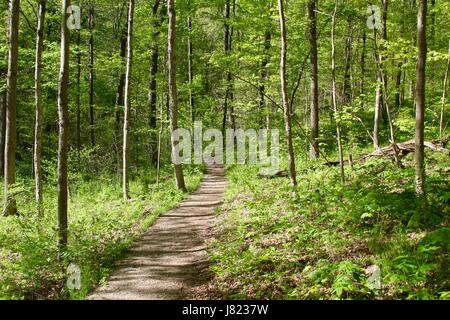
88 165 227 300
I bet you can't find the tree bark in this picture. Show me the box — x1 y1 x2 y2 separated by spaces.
88 1 95 146
148 0 163 167
123 0 135 200
167 0 187 191
278 0 297 187
308 0 319 160
4 0 20 216
440 38 450 138
331 3 345 184
360 31 366 108
57 0 71 249
187 0 194 126
222 0 232 137
76 30 81 152
114 24 127 188
0 83 5 179
34 0 46 213
415 0 427 196
259 31 271 130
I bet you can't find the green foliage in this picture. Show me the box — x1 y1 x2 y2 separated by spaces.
209 151 450 300
0 167 202 300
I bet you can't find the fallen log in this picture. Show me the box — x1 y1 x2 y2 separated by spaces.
258 170 290 179
325 137 449 167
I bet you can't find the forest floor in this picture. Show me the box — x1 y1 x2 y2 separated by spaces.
88 165 227 300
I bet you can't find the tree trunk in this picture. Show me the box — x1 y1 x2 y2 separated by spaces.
148 0 163 167
331 3 345 184
278 0 297 187
440 38 450 138
0 84 5 179
222 0 231 138
88 1 95 146
187 0 194 127
259 31 271 130
343 19 353 106
4 0 20 216
360 31 366 108
76 30 81 152
57 0 71 249
167 0 187 191
114 24 127 188
34 0 46 213
308 0 319 160
123 0 135 200
415 0 427 196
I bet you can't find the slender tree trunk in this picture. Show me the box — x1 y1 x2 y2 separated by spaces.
4 0 20 216
34 0 47 213
114 25 127 188
76 30 81 152
187 0 194 126
148 0 163 167
167 0 187 191
343 19 353 106
88 1 95 146
223 0 235 137
360 31 366 108
278 0 297 187
259 31 271 130
308 0 319 160
57 0 71 249
331 3 345 184
0 84 5 178
123 0 135 200
440 38 450 138
415 0 427 196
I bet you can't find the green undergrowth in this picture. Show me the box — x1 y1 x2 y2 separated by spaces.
209 152 449 300
0 166 203 300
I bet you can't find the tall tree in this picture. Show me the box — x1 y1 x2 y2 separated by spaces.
88 0 95 146
76 30 82 152
440 37 450 138
123 0 135 200
114 22 127 187
278 0 297 187
57 0 71 248
4 0 20 216
222 0 233 137
168 0 186 191
0 71 6 179
308 0 319 160
148 0 163 167
33 0 47 213
187 0 194 126
415 0 427 196
331 2 345 184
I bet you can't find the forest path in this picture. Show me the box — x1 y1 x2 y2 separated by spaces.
88 165 227 300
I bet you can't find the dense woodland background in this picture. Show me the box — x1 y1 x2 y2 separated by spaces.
0 0 449 300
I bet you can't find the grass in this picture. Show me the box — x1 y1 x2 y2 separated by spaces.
207 151 450 300
0 165 203 300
